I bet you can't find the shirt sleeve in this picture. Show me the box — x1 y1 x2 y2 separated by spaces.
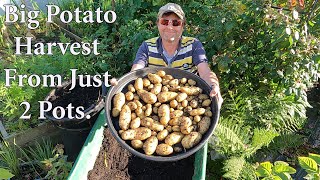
192 39 208 66
133 42 148 67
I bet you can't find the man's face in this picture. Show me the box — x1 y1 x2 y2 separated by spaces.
157 13 184 43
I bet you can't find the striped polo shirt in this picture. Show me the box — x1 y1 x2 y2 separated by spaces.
133 36 208 73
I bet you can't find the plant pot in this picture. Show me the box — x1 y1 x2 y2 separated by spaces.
44 78 104 161
105 67 220 162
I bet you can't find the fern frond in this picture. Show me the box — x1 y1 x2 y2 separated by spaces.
213 119 251 155
222 156 245 180
266 133 305 152
245 128 279 157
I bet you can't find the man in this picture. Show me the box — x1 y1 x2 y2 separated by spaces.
112 3 223 108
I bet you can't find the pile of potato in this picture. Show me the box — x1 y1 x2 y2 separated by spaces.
111 70 212 156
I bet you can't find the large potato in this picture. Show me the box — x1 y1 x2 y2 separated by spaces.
143 136 158 155
121 127 151 140
198 116 211 134
158 104 170 125
119 105 131 130
157 92 178 103
176 92 188 102
148 73 162 84
151 83 162 95
156 144 173 156
157 129 169 141
181 132 202 149
134 78 144 90
112 92 125 117
180 87 201 96
189 108 206 116
137 89 157 104
165 132 184 146
131 140 143 149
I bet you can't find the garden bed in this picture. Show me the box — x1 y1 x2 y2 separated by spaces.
87 128 195 180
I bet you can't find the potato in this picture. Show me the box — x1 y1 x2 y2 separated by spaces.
176 92 188 102
193 115 201 123
169 117 181 126
141 117 164 132
156 70 166 77
154 102 162 107
121 127 151 140
169 79 179 87
181 132 202 149
180 78 187 84
199 94 209 100
166 125 173 132
135 107 144 118
180 116 193 134
198 116 211 134
204 110 213 117
202 99 211 107
190 100 198 108
156 144 173 156
170 110 184 118
188 79 197 86
137 89 157 104
147 84 154 90
119 105 131 130
127 101 137 111
145 104 152 116
157 92 178 103
134 99 143 107
157 129 169 141
128 84 135 92
112 92 125 117
143 136 158 155
143 78 151 87
172 125 180 132
170 100 178 108
189 108 206 116
181 100 188 107
165 132 184 146
148 73 162 84
180 87 201 96
181 126 193 134
153 106 158 114
130 117 141 129
133 94 140 100
161 86 169 92
131 140 143 149
163 75 173 80
134 78 143 90
125 91 134 101
158 104 170 125
131 113 137 120
151 83 162 95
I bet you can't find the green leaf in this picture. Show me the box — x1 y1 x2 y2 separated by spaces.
298 157 318 173
256 162 272 177
273 161 296 174
275 173 292 180
289 36 293 46
0 168 15 179
308 153 320 165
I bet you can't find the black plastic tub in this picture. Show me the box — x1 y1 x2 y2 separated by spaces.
105 67 220 162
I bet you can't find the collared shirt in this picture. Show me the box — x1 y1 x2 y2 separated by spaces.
133 36 208 73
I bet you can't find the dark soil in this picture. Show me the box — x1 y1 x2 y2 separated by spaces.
88 128 195 180
49 82 102 115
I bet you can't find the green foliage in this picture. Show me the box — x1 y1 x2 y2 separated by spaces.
0 141 20 177
27 139 54 171
298 153 320 179
0 167 14 179
255 161 296 180
42 144 72 180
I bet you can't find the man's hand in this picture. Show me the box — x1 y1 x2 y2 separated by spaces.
110 78 118 86
210 84 223 109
